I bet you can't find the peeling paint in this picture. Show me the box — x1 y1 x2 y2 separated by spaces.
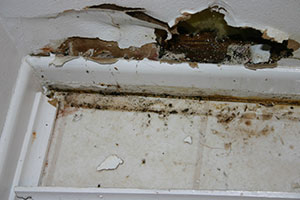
262 28 289 43
87 4 145 12
36 7 295 67
49 56 77 67
51 37 159 65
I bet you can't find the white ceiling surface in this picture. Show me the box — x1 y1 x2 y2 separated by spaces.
0 0 299 55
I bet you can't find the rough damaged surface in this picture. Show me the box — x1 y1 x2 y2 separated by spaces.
159 8 294 64
53 92 300 119
42 92 300 192
47 88 300 107
54 37 159 63
36 6 298 67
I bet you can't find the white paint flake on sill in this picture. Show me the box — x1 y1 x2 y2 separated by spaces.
183 136 192 144
97 154 124 171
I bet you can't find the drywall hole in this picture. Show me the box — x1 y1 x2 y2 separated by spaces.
160 8 295 65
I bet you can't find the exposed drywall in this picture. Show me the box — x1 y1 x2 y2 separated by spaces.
0 18 22 135
0 0 300 57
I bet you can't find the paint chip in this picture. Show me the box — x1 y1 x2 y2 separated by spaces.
184 136 192 144
50 56 77 67
97 154 124 171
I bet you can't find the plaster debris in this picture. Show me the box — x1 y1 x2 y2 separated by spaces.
184 136 192 144
250 44 271 64
97 154 124 171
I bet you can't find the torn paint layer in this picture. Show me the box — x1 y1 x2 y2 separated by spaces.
86 4 145 12
262 28 289 43
97 154 124 171
35 6 297 67
47 37 159 66
86 4 169 31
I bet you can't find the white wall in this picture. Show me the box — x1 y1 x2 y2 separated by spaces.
0 18 21 136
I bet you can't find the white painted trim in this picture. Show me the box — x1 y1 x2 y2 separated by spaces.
19 94 57 186
9 93 42 200
15 187 300 200
27 56 300 100
0 59 40 200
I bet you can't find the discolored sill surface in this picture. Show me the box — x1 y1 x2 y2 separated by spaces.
47 88 300 108
42 91 300 191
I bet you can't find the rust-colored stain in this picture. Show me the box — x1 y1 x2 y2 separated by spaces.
32 131 37 142
244 120 251 126
188 62 198 68
260 125 274 136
